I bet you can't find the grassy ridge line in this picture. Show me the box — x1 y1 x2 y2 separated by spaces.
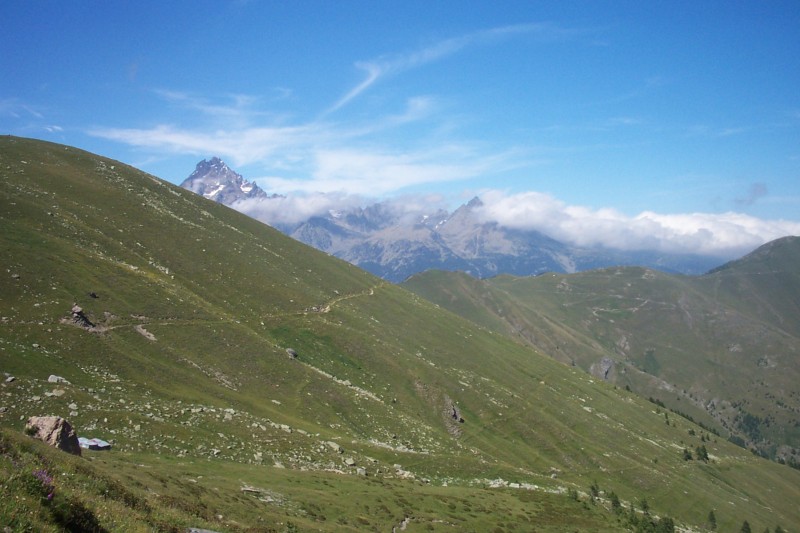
404 256 800 456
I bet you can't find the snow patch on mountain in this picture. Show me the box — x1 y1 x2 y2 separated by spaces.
206 184 226 199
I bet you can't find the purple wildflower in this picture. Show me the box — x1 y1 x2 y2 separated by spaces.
33 468 53 485
32 468 56 500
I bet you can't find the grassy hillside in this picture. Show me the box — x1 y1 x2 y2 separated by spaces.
2 136 799 531
702 236 800 338
403 240 800 463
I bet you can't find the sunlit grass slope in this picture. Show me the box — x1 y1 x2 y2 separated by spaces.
404 239 800 462
1 136 799 531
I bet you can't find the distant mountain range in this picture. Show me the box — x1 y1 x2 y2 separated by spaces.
181 158 724 281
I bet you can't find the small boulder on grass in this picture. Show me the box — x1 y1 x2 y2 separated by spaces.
25 415 82 456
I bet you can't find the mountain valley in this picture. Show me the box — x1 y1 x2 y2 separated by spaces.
403 238 800 463
1 136 799 532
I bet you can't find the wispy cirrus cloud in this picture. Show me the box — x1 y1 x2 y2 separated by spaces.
152 89 287 128
0 97 44 119
90 122 520 196
325 22 582 115
686 124 749 138
90 123 328 167
260 144 519 196
155 89 256 113
0 98 63 134
90 24 582 193
90 89 522 195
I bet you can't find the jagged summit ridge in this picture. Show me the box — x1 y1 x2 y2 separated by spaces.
180 157 270 204
179 160 723 281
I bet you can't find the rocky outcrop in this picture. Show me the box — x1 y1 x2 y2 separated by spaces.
71 304 94 328
25 416 82 456
326 441 343 453
590 357 615 381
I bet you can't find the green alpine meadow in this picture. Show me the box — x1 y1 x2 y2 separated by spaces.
2 136 798 531
403 237 800 461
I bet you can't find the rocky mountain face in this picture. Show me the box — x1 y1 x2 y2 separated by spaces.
180 157 271 204
294 198 576 282
181 159 722 281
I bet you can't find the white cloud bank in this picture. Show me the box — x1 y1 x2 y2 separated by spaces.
222 188 799 260
232 192 363 227
477 190 800 258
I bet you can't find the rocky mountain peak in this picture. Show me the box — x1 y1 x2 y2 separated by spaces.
180 157 269 204
466 196 484 209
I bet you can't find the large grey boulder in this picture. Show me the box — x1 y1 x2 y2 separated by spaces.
25 416 82 456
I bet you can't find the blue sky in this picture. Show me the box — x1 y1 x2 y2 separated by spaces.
2 1 799 257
